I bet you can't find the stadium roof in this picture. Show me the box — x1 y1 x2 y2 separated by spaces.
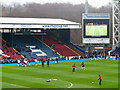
0 17 81 29
0 17 80 24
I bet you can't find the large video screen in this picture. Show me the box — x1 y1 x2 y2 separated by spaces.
86 24 107 36
83 19 109 38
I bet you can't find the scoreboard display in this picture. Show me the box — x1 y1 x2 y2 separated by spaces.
82 13 110 44
84 19 109 38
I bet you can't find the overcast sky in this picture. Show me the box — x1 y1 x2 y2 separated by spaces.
1 0 112 8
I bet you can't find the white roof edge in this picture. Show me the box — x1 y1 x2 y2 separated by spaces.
0 17 80 25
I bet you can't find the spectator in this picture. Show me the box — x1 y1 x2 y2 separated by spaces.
5 58 8 63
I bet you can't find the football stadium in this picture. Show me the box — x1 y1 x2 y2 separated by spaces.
0 0 120 89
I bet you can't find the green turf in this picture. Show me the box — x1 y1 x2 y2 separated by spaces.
0 60 118 88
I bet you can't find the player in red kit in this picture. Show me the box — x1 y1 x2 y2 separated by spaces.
22 60 24 67
38 58 41 65
28 58 31 66
43 58 46 62
81 62 85 70
72 64 76 72
98 75 102 85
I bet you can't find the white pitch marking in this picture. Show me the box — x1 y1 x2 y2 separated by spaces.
2 82 29 88
68 82 73 88
61 80 73 88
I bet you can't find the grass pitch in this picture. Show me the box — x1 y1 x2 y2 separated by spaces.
0 60 118 88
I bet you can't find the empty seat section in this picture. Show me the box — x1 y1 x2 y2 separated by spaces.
36 35 79 57
3 34 59 58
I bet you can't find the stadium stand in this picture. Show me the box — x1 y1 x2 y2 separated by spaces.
1 40 23 59
111 47 120 56
35 35 81 57
69 43 85 55
2 33 59 59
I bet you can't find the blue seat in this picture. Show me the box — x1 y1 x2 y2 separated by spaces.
3 34 59 58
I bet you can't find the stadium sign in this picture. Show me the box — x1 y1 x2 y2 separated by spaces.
0 24 80 29
83 38 110 44
42 25 68 28
83 13 110 19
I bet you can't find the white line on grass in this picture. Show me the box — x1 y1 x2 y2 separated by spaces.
1 82 29 88
60 80 73 88
68 82 73 88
